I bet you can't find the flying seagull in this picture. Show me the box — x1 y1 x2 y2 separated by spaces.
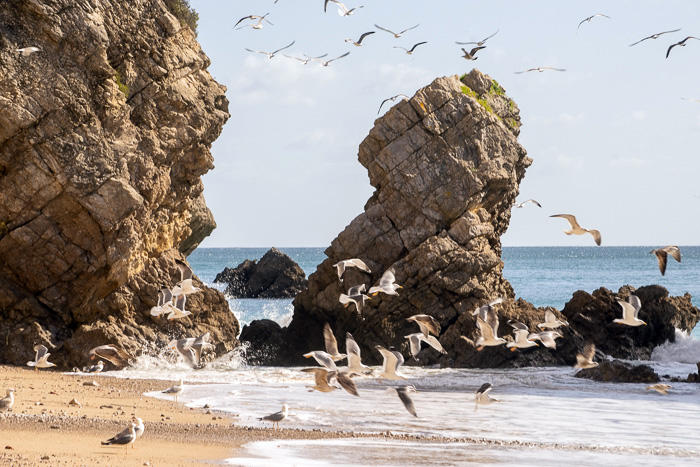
166 293 191 320
285 53 328 65
406 314 441 337
17 47 40 56
615 294 646 326
375 23 420 38
368 268 402 296
333 258 371 281
574 342 598 369
550 214 601 245
629 28 681 46
475 383 497 411
515 67 566 74
473 299 507 349
0 389 14 412
377 94 409 114
682 98 700 103
456 30 499 46
245 40 295 59
169 333 213 369
171 259 201 296
27 344 55 372
512 199 541 208
101 422 136 454
326 0 363 16
344 332 372 375
303 350 338 372
316 51 350 66
339 284 371 316
162 379 184 403
646 383 673 395
528 331 562 349
405 333 446 360
302 367 340 393
258 404 288 429
650 246 681 276
387 386 418 417
345 31 375 46
374 345 407 380
537 310 569 329
234 13 273 30
88 344 131 368
394 42 427 55
577 14 610 30
506 321 539 351
666 36 699 58
461 46 485 60
323 323 347 362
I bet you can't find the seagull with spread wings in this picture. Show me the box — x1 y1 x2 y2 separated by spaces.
323 323 347 362
537 310 568 329
325 0 363 16
339 284 371 316
333 258 371 281
375 23 420 38
344 332 372 374
550 214 601 245
577 14 610 30
377 94 409 114
284 53 328 65
629 28 680 46
368 268 402 296
316 51 350 66
345 31 375 46
394 42 427 55
615 294 646 326
472 298 506 349
234 13 273 30
574 342 598 369
387 386 418 417
245 40 295 59
456 30 499 46
512 199 541 208
27 344 55 372
475 383 498 411
506 321 539 351
666 36 699 58
406 314 441 337
461 46 485 60
374 345 407 380
650 246 681 275
515 67 566 74
405 333 446 360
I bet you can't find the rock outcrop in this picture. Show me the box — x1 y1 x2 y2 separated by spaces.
0 0 239 368
575 360 660 383
214 248 307 298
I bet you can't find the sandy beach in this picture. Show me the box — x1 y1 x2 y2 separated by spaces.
0 365 375 466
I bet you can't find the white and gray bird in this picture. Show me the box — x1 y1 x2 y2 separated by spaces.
234 13 273 30
506 321 539 351
88 344 131 368
615 294 646 326
461 46 485 60
344 332 372 375
394 42 427 55
550 214 601 246
512 199 541 209
405 333 446 360
629 28 681 46
166 293 192 320
109 417 144 450
374 345 407 380
303 350 338 372
375 23 419 38
27 344 55 372
666 36 699 58
258 404 288 429
387 386 417 417
515 67 566 74
528 331 562 349
538 310 569 329
333 258 371 281
574 342 598 369
17 47 40 56
285 53 328 65
406 314 441 337
323 323 347 362
456 30 499 46
577 14 610 30
150 286 177 317
102 422 136 453
302 367 358 396
245 40 295 59
472 298 506 349
646 383 673 395
86 360 104 376
170 259 201 296
168 333 213 369
650 246 681 276
368 268 401 296
316 51 350 67
345 31 375 46
325 0 363 16
0 389 14 411
377 94 409 114
339 284 371 316
475 383 498 411
162 379 184 403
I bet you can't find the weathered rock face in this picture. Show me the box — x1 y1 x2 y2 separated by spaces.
0 0 239 367
214 248 307 298
575 360 660 383
251 70 531 365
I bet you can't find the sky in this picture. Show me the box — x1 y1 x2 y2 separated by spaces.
189 0 700 248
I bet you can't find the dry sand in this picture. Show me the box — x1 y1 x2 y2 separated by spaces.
0 365 376 466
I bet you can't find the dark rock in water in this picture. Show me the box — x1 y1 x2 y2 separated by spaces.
215 248 307 298
561 285 700 361
575 360 660 383
239 320 286 365
0 1 239 368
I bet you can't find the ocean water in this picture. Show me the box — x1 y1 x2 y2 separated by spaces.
120 246 700 465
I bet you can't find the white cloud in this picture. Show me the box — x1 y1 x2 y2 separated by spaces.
556 154 583 170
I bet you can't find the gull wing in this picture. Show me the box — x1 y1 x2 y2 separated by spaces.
628 294 642 317
323 323 341 356
336 372 359 396
272 41 295 55
396 387 417 417
34 344 49 362
374 24 397 36
89 345 131 367
424 335 446 354
303 351 338 371
175 259 193 281
379 268 396 288
333 261 346 280
375 345 398 375
653 249 668 275
617 300 636 321
509 321 528 332
582 342 596 361
301 367 334 390
406 314 440 336
357 32 375 44
347 284 366 296
550 214 581 230
587 229 602 246
345 332 361 360
476 383 493 395
324 51 350 65
665 246 681 263
477 317 495 341
512 329 529 345
406 333 422 358
486 309 500 338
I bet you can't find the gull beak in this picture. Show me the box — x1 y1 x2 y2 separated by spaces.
510 347 516 352
643 321 648 325
397 285 403 289
476 345 484 352
371 293 379 297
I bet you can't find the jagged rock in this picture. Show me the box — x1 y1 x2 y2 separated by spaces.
239 319 286 365
0 0 239 368
214 248 307 298
575 360 660 383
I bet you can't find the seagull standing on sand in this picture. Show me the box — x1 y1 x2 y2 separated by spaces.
650 246 681 276
666 36 700 58
615 294 646 326
375 345 407 380
132 417 145 448
406 314 441 336
387 386 418 417
456 30 499 46
506 321 539 351
27 344 55 372
629 28 681 46
368 268 402 296
86 360 104 377
101 422 136 454
245 41 295 59
394 42 427 55
339 284 371 316
345 31 375 46
574 342 598 369
323 323 347 362
577 14 610 30
461 46 485 60
475 383 498 411
377 94 409 114
17 47 40 56
0 389 14 411
259 404 288 429
405 333 446 360
550 214 601 246
163 379 184 403
333 258 371 281
538 310 569 329
512 199 541 209
375 23 419 38
515 67 566 74
646 383 673 395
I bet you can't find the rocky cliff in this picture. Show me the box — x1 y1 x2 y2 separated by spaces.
0 0 239 368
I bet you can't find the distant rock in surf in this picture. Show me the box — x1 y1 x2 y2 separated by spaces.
215 248 307 298
575 359 660 383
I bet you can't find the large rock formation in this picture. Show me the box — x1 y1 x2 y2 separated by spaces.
214 247 307 298
0 0 239 368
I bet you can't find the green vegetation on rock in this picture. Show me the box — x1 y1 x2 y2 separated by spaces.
114 71 129 98
490 80 505 96
164 0 199 36
461 85 494 114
